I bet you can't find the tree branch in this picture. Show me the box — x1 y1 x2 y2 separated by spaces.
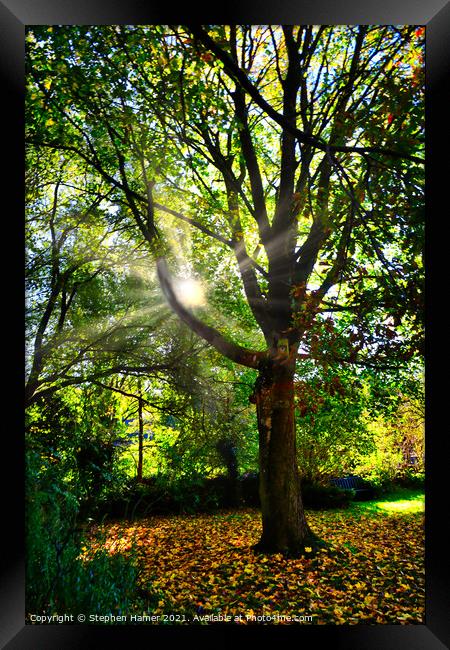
156 256 264 368
187 25 424 165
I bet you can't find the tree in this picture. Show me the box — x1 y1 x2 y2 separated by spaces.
26 25 424 554
25 146 205 407
293 363 371 484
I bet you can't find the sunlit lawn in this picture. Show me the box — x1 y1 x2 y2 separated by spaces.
350 488 425 515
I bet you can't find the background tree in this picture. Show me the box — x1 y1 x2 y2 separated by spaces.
26 24 424 554
26 146 205 407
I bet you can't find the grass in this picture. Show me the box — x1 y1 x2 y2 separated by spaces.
350 487 424 516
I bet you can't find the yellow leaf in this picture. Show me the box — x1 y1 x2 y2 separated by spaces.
45 119 55 127
305 546 312 553
43 79 52 90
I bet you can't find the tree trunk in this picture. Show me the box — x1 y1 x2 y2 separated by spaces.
251 352 320 556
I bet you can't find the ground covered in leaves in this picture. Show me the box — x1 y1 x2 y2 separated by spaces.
84 503 424 625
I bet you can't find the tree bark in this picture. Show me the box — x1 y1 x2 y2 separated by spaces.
251 349 320 555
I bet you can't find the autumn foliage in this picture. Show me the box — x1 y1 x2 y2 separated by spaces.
83 506 424 625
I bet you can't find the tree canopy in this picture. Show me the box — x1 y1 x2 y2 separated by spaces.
26 25 424 369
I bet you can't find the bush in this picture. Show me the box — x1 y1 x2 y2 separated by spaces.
99 472 358 517
95 472 259 519
238 472 260 507
26 449 144 618
393 470 425 490
300 481 355 509
46 545 141 619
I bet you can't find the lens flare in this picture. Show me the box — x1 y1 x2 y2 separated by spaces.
175 278 206 307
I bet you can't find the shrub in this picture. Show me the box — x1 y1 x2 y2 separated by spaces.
238 472 260 506
88 470 361 520
53 543 142 618
26 449 144 618
394 469 425 490
300 482 355 509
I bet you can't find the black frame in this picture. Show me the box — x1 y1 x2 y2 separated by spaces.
2 1 448 647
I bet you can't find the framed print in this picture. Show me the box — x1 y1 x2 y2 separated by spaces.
1 0 448 647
